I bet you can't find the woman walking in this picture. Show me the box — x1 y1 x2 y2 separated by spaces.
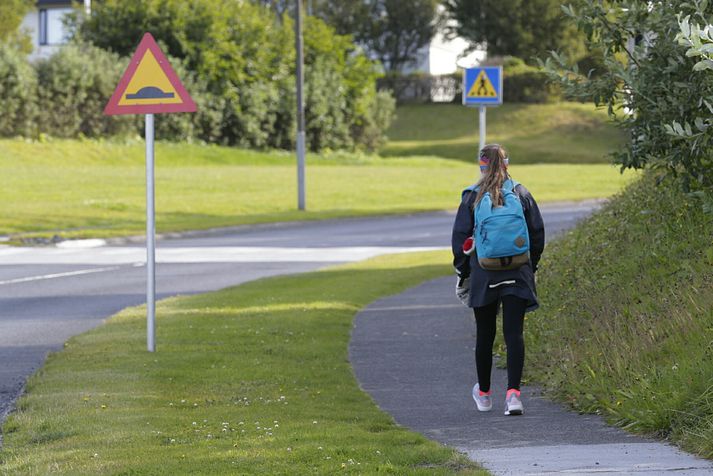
451 144 545 415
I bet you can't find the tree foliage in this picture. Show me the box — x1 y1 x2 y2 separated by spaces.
36 42 136 138
77 0 393 150
0 0 32 39
503 57 561 103
0 0 33 52
541 0 713 197
443 0 584 62
0 43 37 137
311 0 441 72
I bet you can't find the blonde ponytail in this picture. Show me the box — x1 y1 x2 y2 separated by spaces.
474 144 510 208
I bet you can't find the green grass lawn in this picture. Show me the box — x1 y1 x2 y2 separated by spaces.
381 102 626 163
0 139 635 241
0 251 486 475
524 174 713 457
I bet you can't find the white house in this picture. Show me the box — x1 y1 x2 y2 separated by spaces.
393 13 486 103
404 28 486 77
21 0 91 61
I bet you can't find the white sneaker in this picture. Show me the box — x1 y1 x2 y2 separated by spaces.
472 383 492 412
504 389 524 416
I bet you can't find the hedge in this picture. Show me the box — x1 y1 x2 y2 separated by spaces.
502 57 560 103
378 58 560 105
0 44 37 137
0 2 394 152
79 0 394 151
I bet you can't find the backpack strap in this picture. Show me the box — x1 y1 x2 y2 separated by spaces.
462 184 478 195
465 179 519 207
502 178 519 192
462 184 480 207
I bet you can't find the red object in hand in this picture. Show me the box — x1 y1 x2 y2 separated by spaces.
463 236 475 255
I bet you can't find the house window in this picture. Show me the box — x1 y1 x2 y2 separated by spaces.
38 8 73 46
39 9 48 45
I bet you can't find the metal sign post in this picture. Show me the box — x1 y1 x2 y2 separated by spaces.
463 66 503 154
145 113 156 352
479 106 486 154
104 33 197 352
295 0 306 211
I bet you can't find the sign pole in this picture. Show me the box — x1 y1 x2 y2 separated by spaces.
295 0 306 211
463 66 502 155
104 33 196 352
479 105 486 153
145 113 156 353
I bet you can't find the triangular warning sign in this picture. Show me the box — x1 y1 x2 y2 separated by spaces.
104 33 196 115
466 70 498 99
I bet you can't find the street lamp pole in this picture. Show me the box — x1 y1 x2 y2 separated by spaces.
295 0 306 211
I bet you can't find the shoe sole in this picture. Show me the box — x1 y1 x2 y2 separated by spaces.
504 409 523 416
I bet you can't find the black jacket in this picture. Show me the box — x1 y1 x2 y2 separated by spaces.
451 182 545 310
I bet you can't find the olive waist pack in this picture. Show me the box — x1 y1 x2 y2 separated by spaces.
464 179 530 270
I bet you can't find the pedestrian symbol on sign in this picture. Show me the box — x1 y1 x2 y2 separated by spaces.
467 70 498 99
462 66 503 158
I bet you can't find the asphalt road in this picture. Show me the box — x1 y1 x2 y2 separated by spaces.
0 201 599 428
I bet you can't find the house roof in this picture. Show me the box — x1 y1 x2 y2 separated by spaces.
36 0 77 6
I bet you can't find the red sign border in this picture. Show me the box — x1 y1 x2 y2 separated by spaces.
104 32 197 116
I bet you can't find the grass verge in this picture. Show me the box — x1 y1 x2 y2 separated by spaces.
381 102 626 163
526 174 713 457
0 251 486 475
0 138 635 241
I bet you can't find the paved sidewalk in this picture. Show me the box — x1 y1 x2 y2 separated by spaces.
349 277 713 475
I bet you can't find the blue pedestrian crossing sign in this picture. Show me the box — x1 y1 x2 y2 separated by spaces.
463 67 503 106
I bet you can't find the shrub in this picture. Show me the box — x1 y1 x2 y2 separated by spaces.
153 56 224 144
36 42 135 138
0 43 37 137
378 72 434 104
503 56 560 103
79 0 393 151
541 1 713 196
351 90 396 151
378 59 559 105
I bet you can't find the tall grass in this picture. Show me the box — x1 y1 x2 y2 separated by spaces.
526 174 713 457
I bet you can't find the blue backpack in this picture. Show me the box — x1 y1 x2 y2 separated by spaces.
465 179 530 270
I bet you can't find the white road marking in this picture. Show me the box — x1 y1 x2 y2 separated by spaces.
55 239 107 249
0 246 446 265
0 266 122 286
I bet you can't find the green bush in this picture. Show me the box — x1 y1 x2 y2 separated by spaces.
303 17 356 150
36 42 135 138
541 1 713 196
305 55 352 150
351 90 396 151
0 1 394 150
377 72 434 104
0 43 37 137
79 0 393 152
153 56 224 144
503 56 560 103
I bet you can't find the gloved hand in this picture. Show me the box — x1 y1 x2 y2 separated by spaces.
462 236 475 256
455 276 470 307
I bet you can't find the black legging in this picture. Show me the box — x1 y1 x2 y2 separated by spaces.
473 295 527 392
